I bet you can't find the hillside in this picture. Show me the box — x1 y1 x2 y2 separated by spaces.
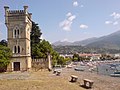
53 30 120 50
53 30 120 54
52 37 98 46
52 41 72 46
86 30 120 50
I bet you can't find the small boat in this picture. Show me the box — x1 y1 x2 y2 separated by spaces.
74 66 85 71
67 65 72 68
110 71 120 77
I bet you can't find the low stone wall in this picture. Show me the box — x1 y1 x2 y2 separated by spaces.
32 59 48 71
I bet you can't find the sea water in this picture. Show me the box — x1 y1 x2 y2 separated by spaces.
97 62 120 75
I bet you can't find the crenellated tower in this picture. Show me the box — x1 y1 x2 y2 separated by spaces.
4 6 32 71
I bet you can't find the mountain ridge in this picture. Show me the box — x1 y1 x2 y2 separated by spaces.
52 30 120 50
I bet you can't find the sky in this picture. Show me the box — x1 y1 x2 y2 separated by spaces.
0 0 120 43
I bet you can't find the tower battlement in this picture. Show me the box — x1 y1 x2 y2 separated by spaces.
8 10 24 14
7 10 32 19
4 6 32 25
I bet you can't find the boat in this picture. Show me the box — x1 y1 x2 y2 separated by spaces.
110 71 120 77
74 66 85 71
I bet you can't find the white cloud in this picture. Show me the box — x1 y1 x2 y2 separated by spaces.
59 12 76 31
113 21 118 25
68 15 76 21
110 12 120 20
73 1 78 7
105 21 112 24
80 24 88 29
105 12 120 26
59 19 72 31
66 12 72 17
105 20 119 26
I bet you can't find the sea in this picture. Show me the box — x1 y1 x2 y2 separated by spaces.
97 61 120 75
76 60 120 76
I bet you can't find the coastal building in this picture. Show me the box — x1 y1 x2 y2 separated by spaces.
60 54 73 59
79 53 101 60
114 54 120 58
4 6 32 71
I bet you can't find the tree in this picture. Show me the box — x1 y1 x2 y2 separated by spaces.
38 39 53 58
32 39 54 59
73 53 79 61
51 51 59 67
57 56 64 65
0 40 7 46
31 21 42 44
30 21 42 58
0 45 12 72
100 54 112 60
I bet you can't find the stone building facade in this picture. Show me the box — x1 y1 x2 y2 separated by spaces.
4 6 32 71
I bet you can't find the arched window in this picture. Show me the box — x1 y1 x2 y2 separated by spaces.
14 30 17 38
13 26 20 38
13 45 21 54
18 46 20 53
14 46 17 53
17 29 19 36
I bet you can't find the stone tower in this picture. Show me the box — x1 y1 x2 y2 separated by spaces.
4 6 32 71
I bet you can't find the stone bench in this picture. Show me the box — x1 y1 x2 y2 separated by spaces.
56 71 61 76
53 70 57 74
70 75 78 82
83 79 94 88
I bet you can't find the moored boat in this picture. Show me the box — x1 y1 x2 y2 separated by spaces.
110 71 120 77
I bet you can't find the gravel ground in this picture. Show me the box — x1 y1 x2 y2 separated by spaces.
0 71 30 80
62 67 120 90
0 67 120 90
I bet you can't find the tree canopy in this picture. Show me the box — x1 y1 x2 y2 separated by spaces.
32 39 54 59
31 21 42 44
31 21 42 58
0 45 12 71
0 39 7 46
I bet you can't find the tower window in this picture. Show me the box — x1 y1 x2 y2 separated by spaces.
14 46 17 53
13 45 21 54
14 30 17 38
13 26 20 38
17 29 19 36
18 46 20 53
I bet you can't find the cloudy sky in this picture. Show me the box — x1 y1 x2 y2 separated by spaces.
0 0 120 43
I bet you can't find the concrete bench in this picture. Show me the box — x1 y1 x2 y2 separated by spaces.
70 75 78 82
56 71 61 76
53 70 57 74
83 79 94 88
